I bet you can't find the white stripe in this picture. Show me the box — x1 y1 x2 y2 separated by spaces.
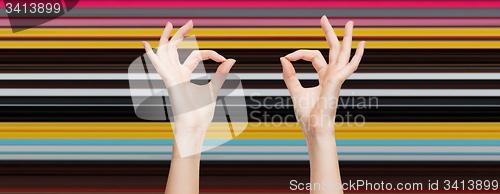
1 89 500 97
1 154 500 161
2 104 500 107
1 73 500 80
2 146 500 153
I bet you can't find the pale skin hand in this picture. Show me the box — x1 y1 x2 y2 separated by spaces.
142 20 236 194
280 16 365 194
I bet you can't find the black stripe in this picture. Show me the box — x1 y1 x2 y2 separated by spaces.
4 80 500 89
1 105 500 122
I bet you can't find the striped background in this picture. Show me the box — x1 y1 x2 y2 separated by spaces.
1 0 500 193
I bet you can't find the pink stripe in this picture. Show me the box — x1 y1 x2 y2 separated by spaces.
1 18 499 27
73 1 500 8
0 188 163 192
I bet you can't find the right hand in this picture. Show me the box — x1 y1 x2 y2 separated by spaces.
280 16 365 139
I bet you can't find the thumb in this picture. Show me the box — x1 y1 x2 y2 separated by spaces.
210 59 236 97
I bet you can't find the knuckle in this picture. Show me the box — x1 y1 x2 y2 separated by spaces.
167 44 177 50
191 50 202 57
208 50 218 55
333 42 341 49
190 50 200 55
283 71 296 79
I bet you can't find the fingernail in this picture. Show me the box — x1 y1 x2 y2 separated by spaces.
142 41 150 49
225 58 235 63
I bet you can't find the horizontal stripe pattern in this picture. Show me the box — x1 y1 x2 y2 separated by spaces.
2 145 499 154
30 8 500 17
3 27 500 38
2 89 500 97
3 18 500 27
0 1 500 165
2 1 500 193
2 139 500 146
4 154 500 161
1 40 500 49
71 1 500 8
3 73 500 80
1 123 500 161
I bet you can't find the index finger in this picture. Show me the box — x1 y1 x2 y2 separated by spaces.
285 50 327 73
158 22 173 61
168 20 194 64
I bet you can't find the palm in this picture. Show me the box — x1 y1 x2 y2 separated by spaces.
292 87 321 126
291 65 340 129
142 20 235 131
175 65 214 113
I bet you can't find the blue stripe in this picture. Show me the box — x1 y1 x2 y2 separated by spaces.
339 139 500 146
1 139 500 146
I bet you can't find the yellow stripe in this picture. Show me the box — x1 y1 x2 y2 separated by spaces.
1 123 500 139
2 122 500 132
1 132 500 139
2 28 500 37
0 40 499 49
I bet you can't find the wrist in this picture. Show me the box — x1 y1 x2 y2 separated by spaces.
305 132 336 146
174 130 206 146
303 125 336 141
173 133 205 158
305 132 338 159
172 125 207 158
173 123 208 139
